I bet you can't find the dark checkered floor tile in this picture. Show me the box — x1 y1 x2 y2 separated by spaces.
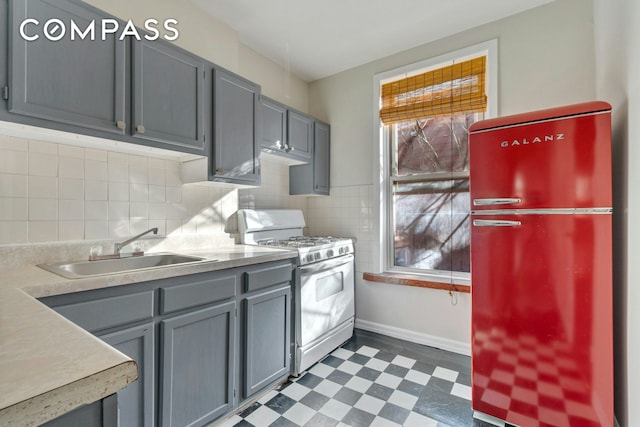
213 329 491 427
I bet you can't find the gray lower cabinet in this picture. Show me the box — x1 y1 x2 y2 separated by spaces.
241 262 293 401
41 395 118 427
290 120 330 195
160 301 235 427
7 0 127 135
211 68 261 185
40 260 294 427
243 285 291 399
132 39 207 153
100 323 156 427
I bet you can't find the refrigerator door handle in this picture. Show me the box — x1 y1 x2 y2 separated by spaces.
473 198 522 206
473 219 522 227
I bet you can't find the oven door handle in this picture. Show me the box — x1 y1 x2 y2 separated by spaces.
299 254 354 274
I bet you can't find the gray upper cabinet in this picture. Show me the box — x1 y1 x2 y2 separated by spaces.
211 68 260 186
286 109 314 161
260 96 287 154
132 39 206 154
290 120 330 195
7 0 127 135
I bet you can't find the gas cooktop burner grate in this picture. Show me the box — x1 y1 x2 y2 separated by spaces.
257 236 349 249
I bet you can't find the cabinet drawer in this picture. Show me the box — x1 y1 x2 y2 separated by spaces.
244 263 292 293
160 275 236 314
54 291 154 333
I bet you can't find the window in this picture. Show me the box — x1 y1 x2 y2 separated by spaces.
374 41 497 284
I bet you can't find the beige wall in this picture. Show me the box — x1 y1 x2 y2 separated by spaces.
309 0 595 187
307 0 597 352
594 0 639 425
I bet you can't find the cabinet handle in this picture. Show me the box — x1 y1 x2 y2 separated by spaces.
473 198 521 206
473 219 522 227
116 120 126 130
136 124 146 134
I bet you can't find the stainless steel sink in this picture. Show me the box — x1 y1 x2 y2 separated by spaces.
38 253 211 279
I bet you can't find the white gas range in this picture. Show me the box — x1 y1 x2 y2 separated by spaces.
237 209 355 375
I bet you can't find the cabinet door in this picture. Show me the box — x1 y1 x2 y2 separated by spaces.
313 121 331 194
289 120 331 195
132 39 206 154
287 109 313 161
243 285 291 399
100 323 155 427
212 68 260 185
41 395 117 427
8 0 126 135
260 97 287 152
160 301 236 427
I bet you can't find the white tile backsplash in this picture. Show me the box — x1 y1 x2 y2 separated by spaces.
59 200 84 221
29 220 58 242
108 181 130 201
108 201 129 220
0 197 28 221
85 200 109 221
28 176 58 199
85 180 108 201
0 134 316 246
0 151 28 174
58 220 84 240
29 152 58 177
29 199 58 221
0 221 28 244
85 160 108 181
0 135 27 151
0 174 28 197
59 156 84 179
85 220 109 239
28 140 57 154
59 178 84 200
58 144 84 159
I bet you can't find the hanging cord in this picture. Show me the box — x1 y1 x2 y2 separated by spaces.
448 114 457 307
449 283 458 306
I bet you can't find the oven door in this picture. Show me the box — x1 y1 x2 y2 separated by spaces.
296 254 355 348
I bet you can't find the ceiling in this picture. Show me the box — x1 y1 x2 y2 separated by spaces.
191 0 555 82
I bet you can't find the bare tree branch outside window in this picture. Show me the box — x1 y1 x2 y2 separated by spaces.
391 114 477 273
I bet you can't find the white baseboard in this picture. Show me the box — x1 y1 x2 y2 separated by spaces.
354 318 471 356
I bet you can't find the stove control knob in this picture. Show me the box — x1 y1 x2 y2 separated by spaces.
314 252 321 260
306 254 314 263
327 249 334 258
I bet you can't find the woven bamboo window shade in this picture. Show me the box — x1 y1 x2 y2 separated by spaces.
380 56 487 124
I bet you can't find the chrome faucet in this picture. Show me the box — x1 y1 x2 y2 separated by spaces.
114 227 158 254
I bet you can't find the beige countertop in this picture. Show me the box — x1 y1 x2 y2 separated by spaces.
0 244 297 426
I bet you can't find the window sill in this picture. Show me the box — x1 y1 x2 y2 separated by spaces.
362 272 470 294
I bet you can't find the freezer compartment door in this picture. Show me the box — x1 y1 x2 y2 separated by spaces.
469 110 612 210
470 213 613 427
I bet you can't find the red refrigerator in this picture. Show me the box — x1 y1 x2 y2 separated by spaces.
469 101 613 427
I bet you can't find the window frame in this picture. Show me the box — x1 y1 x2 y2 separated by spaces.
372 40 498 285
